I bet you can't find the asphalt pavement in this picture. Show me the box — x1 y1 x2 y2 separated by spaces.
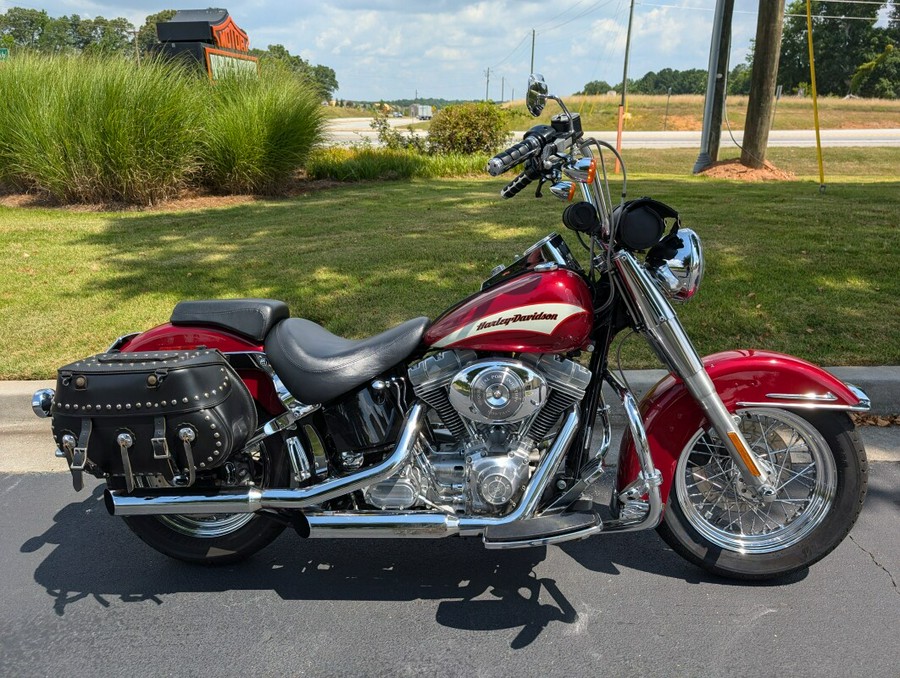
1 373 897 677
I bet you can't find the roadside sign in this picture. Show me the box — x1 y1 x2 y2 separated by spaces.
0 48 9 61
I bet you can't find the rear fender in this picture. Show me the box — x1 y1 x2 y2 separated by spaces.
615 350 869 504
119 323 284 415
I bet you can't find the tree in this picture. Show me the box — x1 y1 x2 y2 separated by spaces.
0 7 50 48
249 44 339 98
579 80 613 95
852 44 899 98
742 0 785 168
0 8 134 56
779 0 887 96
728 63 753 94
312 64 338 99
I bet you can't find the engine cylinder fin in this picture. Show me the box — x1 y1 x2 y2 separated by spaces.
529 390 578 442
415 384 468 440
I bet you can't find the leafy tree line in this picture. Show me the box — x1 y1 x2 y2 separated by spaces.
778 0 899 98
578 68 709 96
580 1 898 99
0 6 339 98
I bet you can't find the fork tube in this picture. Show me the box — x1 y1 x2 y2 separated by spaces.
612 251 776 496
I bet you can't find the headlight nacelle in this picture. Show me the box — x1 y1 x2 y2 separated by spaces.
647 228 704 303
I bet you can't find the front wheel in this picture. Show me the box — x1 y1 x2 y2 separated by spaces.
658 408 867 580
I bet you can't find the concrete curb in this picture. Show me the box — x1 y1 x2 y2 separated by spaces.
2 367 898 415
2 370 898 471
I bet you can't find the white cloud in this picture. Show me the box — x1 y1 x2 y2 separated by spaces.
3 0 765 99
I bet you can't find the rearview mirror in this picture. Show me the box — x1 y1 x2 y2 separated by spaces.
526 74 548 117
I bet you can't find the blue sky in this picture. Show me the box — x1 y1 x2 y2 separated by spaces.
0 0 859 100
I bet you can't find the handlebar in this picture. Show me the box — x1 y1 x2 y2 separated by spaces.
500 161 542 199
486 124 557 176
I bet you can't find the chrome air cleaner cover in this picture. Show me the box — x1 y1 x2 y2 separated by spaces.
448 360 547 424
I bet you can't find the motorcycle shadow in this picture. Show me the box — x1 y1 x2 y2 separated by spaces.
22 484 805 647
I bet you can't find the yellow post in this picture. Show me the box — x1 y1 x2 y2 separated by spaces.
806 0 826 191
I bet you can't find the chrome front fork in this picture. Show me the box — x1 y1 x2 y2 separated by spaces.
613 252 777 498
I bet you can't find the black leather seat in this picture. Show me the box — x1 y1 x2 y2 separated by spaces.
265 317 430 404
171 299 289 342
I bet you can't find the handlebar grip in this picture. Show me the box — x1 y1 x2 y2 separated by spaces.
500 162 542 200
487 136 544 176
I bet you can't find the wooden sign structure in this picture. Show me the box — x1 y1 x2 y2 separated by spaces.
155 9 257 79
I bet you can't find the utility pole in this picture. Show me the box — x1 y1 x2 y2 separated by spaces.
484 68 490 101
615 0 636 173
741 0 786 168
501 76 505 103
708 0 734 162
530 29 535 73
129 29 141 66
693 0 733 173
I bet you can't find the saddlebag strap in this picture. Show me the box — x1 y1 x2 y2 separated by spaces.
117 431 135 493
177 426 197 487
71 418 92 491
151 416 171 460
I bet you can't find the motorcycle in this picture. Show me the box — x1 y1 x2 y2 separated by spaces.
32 75 869 580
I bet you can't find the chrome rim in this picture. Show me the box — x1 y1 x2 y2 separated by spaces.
158 512 255 538
155 442 272 539
676 408 836 554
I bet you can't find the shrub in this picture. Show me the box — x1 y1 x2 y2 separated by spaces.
369 112 428 153
200 70 325 194
427 102 510 155
307 147 426 181
0 54 201 203
307 148 488 181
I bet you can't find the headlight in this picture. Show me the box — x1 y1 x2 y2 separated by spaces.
647 228 704 302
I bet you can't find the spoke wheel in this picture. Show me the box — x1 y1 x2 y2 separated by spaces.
123 429 298 565
658 409 867 580
676 408 836 554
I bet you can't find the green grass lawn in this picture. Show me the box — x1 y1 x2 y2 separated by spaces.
1 152 898 379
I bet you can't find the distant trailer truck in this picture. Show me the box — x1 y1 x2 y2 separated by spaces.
411 104 433 120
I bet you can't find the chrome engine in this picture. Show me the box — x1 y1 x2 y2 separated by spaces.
362 350 592 514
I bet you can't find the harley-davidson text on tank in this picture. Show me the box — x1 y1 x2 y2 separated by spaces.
424 269 593 353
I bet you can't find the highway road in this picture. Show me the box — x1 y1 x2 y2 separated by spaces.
325 118 900 149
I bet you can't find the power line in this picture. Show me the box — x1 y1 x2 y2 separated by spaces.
489 32 531 70
532 0 590 30
537 0 620 34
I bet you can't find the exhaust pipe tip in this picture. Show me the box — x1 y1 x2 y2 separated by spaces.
104 489 116 516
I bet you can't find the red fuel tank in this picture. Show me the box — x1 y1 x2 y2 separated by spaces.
424 268 593 353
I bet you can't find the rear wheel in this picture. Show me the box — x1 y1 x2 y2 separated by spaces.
122 431 297 565
658 408 867 580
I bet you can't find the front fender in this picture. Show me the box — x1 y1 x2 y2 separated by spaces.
615 349 869 504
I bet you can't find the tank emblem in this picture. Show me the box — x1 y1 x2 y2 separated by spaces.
432 303 587 348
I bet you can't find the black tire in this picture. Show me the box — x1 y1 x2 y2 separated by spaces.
122 432 296 566
657 409 867 581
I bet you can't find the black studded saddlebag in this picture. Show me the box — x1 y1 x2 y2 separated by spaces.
50 350 257 491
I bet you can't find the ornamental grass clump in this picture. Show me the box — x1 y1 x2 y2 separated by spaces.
199 70 325 194
0 54 201 204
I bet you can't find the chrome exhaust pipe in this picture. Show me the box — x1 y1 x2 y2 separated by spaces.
299 406 581 539
107 404 585 542
106 403 426 517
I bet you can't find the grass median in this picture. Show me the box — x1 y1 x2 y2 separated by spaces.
1 153 898 379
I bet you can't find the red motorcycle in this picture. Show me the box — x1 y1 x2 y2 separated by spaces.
33 75 868 580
